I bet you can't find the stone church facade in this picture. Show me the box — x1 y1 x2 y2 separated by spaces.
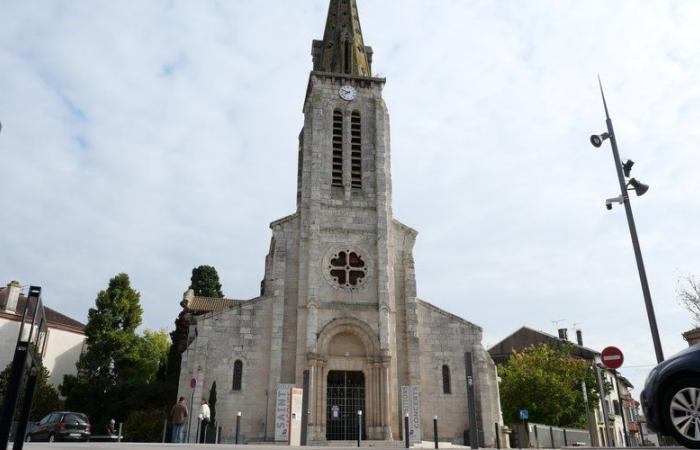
178 0 502 444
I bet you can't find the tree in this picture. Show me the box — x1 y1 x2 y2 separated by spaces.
678 275 700 325
208 381 217 423
189 265 224 298
62 273 145 425
0 362 63 421
498 343 600 428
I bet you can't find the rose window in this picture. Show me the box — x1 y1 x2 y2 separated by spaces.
328 250 366 287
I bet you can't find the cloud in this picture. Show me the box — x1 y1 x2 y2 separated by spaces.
2 0 699 392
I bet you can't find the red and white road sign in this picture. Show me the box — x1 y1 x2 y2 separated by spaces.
601 346 624 369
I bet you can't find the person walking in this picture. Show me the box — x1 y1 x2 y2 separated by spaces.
198 399 211 443
170 396 188 443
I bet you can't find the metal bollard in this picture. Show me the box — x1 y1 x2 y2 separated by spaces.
162 417 168 443
533 425 538 449
563 428 568 447
495 422 500 449
196 418 201 444
404 413 410 448
433 416 439 449
357 410 362 447
549 426 554 448
235 411 241 444
117 423 123 443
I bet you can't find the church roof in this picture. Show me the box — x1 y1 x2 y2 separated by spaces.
313 0 373 77
187 295 244 313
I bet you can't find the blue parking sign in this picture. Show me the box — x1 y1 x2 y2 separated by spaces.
519 409 529 420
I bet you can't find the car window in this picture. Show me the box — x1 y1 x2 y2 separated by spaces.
39 414 51 425
49 413 61 423
64 413 87 424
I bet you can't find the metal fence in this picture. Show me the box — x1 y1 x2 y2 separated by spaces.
512 423 591 448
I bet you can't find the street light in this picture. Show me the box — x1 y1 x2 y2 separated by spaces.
590 76 664 364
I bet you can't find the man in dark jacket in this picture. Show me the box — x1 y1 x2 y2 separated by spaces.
170 397 189 443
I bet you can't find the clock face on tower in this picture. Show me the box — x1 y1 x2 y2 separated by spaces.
339 85 357 101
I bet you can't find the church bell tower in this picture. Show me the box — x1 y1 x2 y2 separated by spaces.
289 0 402 441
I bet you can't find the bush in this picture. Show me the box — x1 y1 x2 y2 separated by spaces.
123 408 166 442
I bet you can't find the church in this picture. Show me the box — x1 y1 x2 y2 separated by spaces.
178 0 502 444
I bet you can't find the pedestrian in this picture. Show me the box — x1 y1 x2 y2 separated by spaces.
198 398 211 443
106 419 116 436
170 396 189 443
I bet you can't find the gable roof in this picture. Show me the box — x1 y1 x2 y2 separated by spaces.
488 325 599 364
0 287 85 333
187 295 244 313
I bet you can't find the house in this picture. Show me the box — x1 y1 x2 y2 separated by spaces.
0 281 86 386
489 326 641 447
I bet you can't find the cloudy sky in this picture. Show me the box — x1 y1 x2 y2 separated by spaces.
2 0 700 392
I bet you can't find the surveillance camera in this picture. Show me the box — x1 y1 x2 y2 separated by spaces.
605 195 623 210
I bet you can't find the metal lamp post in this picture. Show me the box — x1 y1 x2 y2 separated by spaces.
591 77 664 364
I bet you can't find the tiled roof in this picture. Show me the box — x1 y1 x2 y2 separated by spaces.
188 296 243 313
0 287 86 332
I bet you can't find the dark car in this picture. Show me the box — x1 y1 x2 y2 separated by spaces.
642 344 700 448
25 411 91 442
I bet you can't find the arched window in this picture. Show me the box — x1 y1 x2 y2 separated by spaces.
350 111 361 189
442 365 451 394
332 109 343 187
232 360 243 391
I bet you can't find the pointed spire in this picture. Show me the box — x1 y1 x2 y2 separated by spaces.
313 0 373 77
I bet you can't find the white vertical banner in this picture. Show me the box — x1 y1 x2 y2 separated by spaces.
401 385 422 443
275 383 295 441
288 388 304 446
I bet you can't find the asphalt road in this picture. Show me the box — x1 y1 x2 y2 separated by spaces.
7 445 688 450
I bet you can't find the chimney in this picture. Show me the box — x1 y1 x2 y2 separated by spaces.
558 328 569 341
1 281 21 313
576 329 584 346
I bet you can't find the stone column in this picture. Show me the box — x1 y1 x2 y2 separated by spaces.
380 355 393 440
307 354 327 442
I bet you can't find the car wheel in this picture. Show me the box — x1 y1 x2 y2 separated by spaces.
48 433 55 443
25 434 31 442
662 377 700 449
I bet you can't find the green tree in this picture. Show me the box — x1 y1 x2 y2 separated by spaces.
0 361 63 421
189 265 223 298
498 343 599 428
130 329 170 385
208 381 217 423
62 273 145 425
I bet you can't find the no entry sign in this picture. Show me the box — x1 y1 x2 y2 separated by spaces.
601 346 624 369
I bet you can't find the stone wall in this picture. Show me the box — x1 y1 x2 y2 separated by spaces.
415 300 501 445
178 297 273 443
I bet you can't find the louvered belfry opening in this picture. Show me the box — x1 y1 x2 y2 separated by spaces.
332 109 344 187
350 111 362 189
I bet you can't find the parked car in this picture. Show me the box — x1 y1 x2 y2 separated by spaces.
641 345 700 448
25 411 91 442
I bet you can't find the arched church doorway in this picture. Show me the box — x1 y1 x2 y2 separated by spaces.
326 370 365 440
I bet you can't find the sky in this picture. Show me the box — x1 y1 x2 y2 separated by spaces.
2 0 700 394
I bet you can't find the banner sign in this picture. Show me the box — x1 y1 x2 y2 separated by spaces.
401 385 422 443
274 383 294 441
